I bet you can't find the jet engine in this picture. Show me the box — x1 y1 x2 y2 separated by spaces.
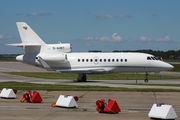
48 43 71 53
16 53 68 65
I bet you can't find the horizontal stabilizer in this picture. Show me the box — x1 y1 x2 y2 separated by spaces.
7 43 41 47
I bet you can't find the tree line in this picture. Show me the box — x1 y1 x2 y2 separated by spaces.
113 49 180 60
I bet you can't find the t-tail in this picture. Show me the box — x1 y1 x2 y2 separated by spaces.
7 22 71 67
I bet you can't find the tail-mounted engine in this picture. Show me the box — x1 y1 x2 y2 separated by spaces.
48 43 71 53
16 53 68 65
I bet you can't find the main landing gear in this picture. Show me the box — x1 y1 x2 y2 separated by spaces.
144 72 149 83
77 73 149 82
77 73 87 82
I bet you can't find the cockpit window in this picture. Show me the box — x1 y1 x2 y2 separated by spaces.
147 56 159 61
147 57 151 60
154 57 159 60
151 57 155 60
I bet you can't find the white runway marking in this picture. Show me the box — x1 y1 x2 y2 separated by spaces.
0 67 21 72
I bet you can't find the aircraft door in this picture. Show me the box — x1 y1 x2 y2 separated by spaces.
94 56 99 65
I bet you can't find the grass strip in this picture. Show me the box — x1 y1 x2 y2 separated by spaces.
122 83 180 87
0 81 180 92
4 72 180 80
171 64 180 72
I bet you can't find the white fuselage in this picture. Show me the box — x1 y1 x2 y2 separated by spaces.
16 52 173 74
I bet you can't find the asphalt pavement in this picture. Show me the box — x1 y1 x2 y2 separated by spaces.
0 62 180 120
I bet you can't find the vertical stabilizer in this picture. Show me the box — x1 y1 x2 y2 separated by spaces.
13 22 47 54
16 22 46 45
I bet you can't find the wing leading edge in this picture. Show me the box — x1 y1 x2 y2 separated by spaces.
56 68 106 74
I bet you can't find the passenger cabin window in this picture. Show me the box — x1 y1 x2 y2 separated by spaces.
78 58 130 63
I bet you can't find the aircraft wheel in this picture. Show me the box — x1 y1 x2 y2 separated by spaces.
77 74 87 82
82 76 87 82
77 77 86 82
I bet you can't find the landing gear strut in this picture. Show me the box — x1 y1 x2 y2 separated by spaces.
144 72 149 83
77 73 87 82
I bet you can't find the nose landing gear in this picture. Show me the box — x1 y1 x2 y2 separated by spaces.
144 72 149 83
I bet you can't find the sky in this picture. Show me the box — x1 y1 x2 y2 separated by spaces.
0 0 180 54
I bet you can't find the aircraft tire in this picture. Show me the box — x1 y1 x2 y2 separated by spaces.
81 76 87 82
77 76 86 82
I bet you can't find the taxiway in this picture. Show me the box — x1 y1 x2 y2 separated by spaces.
0 62 180 120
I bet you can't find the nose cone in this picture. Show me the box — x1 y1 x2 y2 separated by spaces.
164 62 174 71
169 64 174 69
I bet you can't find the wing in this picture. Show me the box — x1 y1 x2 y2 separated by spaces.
56 68 106 74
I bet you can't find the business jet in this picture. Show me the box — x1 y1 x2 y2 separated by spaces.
8 22 174 82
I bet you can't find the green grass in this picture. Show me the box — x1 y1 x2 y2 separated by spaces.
4 72 180 80
1 81 180 92
124 83 180 87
